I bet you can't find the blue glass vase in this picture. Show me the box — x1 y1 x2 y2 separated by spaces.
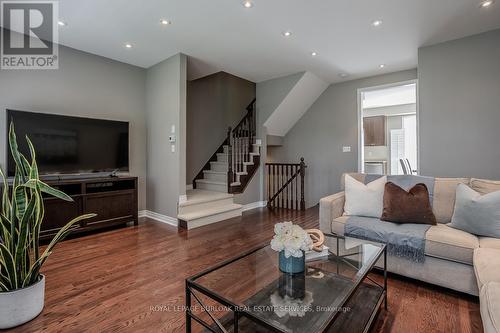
279 251 305 274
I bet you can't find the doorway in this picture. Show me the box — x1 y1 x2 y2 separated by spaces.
358 81 418 175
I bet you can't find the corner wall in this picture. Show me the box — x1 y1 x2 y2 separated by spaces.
187 72 255 185
418 29 500 179
146 54 187 217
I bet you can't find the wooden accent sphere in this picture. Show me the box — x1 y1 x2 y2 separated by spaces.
306 229 325 252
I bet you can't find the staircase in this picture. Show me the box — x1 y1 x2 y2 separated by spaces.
178 99 261 229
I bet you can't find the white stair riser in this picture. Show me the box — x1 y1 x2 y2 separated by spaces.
196 181 227 193
178 197 235 215
183 208 242 230
210 162 228 172
217 153 228 163
252 145 260 154
203 172 227 182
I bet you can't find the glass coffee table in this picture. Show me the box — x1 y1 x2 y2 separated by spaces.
185 234 387 333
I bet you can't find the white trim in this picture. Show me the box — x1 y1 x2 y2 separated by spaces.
138 210 178 227
179 195 188 204
242 201 267 212
186 184 193 190
357 79 419 174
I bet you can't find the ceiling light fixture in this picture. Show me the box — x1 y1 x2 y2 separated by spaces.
58 21 67 27
125 43 133 49
311 51 317 56
339 73 348 78
282 31 292 37
379 64 385 69
372 20 383 27
480 0 495 8
243 1 253 8
160 19 171 25
480 0 494 7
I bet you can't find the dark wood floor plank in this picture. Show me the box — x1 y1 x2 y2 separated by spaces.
4 207 481 333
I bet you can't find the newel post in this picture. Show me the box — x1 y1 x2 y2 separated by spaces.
299 157 306 211
227 126 233 193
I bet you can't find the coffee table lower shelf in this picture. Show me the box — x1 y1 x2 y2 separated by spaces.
198 282 385 333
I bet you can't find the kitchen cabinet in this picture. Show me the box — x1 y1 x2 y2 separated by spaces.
363 116 386 146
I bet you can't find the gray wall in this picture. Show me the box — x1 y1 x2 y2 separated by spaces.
268 70 417 207
419 29 500 179
254 72 304 202
186 72 255 185
0 43 147 210
146 54 187 217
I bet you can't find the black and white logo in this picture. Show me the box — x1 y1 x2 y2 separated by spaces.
1 1 58 69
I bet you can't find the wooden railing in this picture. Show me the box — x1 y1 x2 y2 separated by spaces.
227 99 256 192
266 158 306 211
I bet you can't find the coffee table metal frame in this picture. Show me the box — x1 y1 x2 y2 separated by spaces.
185 234 387 333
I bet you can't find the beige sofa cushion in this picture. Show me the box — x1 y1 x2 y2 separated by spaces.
432 178 470 223
332 216 348 236
480 238 500 250
471 178 500 195
474 248 500 289
425 224 479 264
332 217 478 264
480 282 500 333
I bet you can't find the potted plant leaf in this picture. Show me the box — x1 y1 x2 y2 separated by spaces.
0 123 95 329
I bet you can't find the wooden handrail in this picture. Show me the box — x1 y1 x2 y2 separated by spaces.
266 158 306 211
227 99 256 191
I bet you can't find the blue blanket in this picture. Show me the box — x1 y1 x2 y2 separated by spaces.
345 216 432 263
344 174 435 263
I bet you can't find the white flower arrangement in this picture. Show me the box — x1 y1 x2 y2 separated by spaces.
270 222 313 258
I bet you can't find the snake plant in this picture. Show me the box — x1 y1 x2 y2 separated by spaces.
0 123 95 292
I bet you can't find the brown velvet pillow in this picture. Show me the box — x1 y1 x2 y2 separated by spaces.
381 182 437 225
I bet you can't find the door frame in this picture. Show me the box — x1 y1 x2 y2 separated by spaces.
357 79 419 174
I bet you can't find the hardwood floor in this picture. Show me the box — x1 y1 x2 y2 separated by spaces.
6 207 482 333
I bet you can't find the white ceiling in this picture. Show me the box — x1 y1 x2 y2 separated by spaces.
363 83 416 109
51 0 500 82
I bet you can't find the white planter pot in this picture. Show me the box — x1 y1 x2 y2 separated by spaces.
0 275 45 329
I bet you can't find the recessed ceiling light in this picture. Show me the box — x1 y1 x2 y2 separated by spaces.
58 21 67 27
125 43 133 49
282 31 292 37
372 20 383 27
379 64 385 69
160 19 171 25
311 51 317 56
243 1 253 8
339 73 349 78
480 0 494 7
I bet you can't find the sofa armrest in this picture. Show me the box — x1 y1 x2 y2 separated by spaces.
319 191 345 234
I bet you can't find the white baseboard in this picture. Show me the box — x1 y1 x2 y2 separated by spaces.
138 210 178 227
186 184 193 190
242 201 267 212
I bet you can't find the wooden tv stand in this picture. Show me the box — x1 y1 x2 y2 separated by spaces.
41 176 138 241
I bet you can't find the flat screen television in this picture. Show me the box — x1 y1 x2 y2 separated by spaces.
7 110 129 177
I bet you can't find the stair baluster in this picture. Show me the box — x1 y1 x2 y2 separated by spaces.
227 126 233 192
266 158 307 211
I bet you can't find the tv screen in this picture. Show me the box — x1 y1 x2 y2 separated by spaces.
7 110 129 177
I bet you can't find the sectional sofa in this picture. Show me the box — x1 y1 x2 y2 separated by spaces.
319 173 500 333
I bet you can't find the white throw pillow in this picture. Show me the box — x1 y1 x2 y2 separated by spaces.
449 184 500 238
344 175 387 218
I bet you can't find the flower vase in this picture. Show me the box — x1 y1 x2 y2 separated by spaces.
279 250 305 274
